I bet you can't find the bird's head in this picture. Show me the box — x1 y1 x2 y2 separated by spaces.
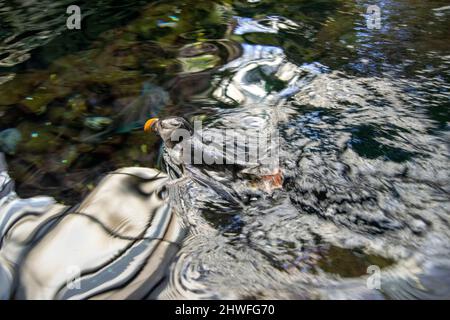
144 117 193 149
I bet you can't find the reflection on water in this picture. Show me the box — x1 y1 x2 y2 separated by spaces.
0 0 449 299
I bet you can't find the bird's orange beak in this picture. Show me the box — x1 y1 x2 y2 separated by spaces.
144 118 159 132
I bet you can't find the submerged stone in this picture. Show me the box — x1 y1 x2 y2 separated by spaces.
0 128 22 155
16 123 62 154
178 54 221 73
83 116 113 131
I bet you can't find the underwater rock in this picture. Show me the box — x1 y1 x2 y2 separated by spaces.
19 82 71 115
83 116 113 131
179 42 219 58
0 128 22 155
68 95 88 115
0 73 49 106
20 93 50 114
177 42 222 73
16 123 62 154
178 54 221 73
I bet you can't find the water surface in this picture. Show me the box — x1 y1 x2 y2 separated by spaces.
0 0 449 299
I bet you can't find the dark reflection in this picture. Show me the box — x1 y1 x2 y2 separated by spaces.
317 245 395 278
349 124 415 162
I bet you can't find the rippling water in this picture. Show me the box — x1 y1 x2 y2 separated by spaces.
0 0 449 299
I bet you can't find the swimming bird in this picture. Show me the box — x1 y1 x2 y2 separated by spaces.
144 117 283 202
